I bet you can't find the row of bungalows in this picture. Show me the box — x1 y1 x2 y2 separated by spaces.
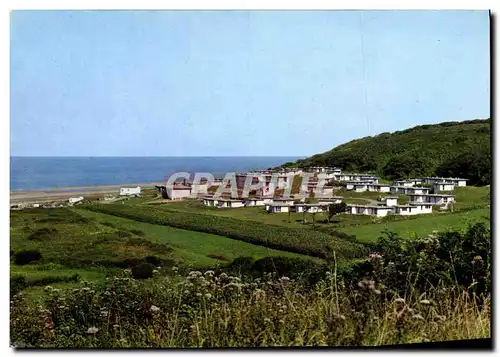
420 177 468 187
389 186 431 195
303 166 341 174
408 193 455 205
266 202 330 213
334 173 379 183
265 196 344 213
392 179 423 187
203 197 246 208
346 202 433 217
345 181 391 193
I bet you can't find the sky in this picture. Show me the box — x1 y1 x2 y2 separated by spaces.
10 10 490 157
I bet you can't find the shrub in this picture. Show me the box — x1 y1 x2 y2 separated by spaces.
129 229 145 236
117 230 132 238
131 263 154 279
14 250 42 265
10 276 26 297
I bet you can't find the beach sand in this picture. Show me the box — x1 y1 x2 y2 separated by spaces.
10 182 165 204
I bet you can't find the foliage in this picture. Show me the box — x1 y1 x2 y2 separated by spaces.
131 263 154 280
10 269 490 348
328 202 347 222
292 118 491 184
27 228 58 241
347 223 491 296
436 147 491 186
14 250 42 266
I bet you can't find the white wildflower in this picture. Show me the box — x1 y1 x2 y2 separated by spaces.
86 327 99 334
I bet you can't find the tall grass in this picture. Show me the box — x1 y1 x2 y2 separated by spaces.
10 269 490 348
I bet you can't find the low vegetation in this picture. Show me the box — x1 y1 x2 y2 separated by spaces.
81 204 368 260
10 223 491 347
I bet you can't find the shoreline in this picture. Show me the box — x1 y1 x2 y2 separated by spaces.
10 182 166 204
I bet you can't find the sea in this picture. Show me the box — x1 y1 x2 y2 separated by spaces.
10 156 302 191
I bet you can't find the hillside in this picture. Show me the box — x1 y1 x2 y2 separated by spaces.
287 118 491 185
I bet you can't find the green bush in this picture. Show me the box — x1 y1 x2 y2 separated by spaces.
27 227 58 241
131 263 154 279
14 250 42 265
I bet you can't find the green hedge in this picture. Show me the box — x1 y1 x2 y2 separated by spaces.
82 204 367 259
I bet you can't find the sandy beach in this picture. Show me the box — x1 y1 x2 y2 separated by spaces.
10 182 166 204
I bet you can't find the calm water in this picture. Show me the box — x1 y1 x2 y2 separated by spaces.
10 157 301 191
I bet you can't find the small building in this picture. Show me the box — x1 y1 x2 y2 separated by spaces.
272 198 295 205
166 186 192 200
316 196 344 204
392 205 421 216
68 197 84 204
433 182 455 193
409 203 433 214
392 179 423 187
204 197 245 208
244 197 271 206
390 186 430 195
368 184 391 193
266 203 293 213
294 203 330 213
120 186 141 196
420 177 468 187
407 193 455 205
346 204 393 217
380 196 398 207
344 181 374 191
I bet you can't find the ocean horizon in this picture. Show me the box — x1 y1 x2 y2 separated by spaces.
10 156 303 191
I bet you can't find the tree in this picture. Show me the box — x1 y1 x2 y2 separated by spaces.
328 202 347 222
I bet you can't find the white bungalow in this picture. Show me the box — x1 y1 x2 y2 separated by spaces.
244 197 267 206
316 196 344 204
392 179 423 187
203 197 219 207
407 193 455 205
346 204 393 217
409 203 433 214
336 173 378 182
294 203 330 213
420 177 468 187
266 203 293 213
367 184 391 193
392 205 421 216
166 186 192 200
216 198 245 208
272 198 295 205
433 182 455 192
120 186 141 196
380 196 398 207
68 196 84 204
390 186 431 195
345 181 374 191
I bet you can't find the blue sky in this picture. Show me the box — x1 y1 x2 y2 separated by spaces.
10 10 490 157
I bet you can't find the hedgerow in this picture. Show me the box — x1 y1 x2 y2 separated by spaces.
82 204 367 259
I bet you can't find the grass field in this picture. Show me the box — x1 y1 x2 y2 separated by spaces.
10 185 490 304
76 209 315 266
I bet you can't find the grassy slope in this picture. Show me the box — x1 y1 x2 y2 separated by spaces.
76 209 315 266
293 118 491 177
138 187 490 244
